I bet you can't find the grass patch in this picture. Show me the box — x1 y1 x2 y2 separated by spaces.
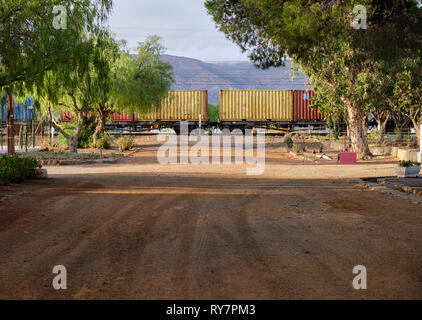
19 152 121 161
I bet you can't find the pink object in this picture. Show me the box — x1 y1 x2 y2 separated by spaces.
340 152 357 164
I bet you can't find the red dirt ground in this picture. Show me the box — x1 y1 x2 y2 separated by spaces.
0 137 421 299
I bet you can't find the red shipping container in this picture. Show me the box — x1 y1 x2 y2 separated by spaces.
112 112 133 122
293 90 324 122
61 111 73 122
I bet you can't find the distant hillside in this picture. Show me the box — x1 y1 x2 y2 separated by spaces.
161 54 311 104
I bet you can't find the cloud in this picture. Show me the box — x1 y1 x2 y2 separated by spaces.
109 0 248 61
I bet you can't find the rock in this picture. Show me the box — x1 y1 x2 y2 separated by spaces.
35 168 48 179
401 186 413 194
115 277 125 281
102 158 116 164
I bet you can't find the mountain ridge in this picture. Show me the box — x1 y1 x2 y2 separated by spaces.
160 54 311 104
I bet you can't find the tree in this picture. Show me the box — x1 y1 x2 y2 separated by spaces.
0 0 112 155
392 56 422 145
32 33 100 153
205 0 422 158
91 35 174 147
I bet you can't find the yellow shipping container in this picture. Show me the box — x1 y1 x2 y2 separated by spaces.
220 90 293 122
137 90 208 122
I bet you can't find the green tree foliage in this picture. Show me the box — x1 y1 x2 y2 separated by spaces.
91 35 174 147
205 0 422 158
0 0 112 92
34 34 104 153
115 35 175 116
208 104 220 123
0 0 113 154
391 56 422 143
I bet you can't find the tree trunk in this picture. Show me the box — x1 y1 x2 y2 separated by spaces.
69 111 83 153
346 104 372 159
391 112 409 143
411 118 421 147
93 103 108 148
7 92 14 156
48 103 83 154
376 116 389 144
377 120 386 144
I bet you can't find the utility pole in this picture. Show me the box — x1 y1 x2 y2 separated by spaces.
7 92 15 156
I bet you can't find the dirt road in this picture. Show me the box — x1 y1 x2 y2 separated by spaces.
0 138 421 299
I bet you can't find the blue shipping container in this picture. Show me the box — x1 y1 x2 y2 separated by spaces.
1 99 37 121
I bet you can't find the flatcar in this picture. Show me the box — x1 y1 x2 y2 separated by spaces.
108 89 324 133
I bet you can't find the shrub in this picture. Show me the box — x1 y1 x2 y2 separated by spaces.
40 137 54 151
78 126 94 148
399 161 421 168
293 143 306 153
57 123 94 149
0 156 41 184
327 129 340 140
284 136 294 149
117 136 135 152
368 129 380 141
96 134 112 150
57 128 73 148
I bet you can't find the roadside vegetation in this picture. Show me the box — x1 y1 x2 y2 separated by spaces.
0 155 41 185
117 136 135 152
18 152 121 161
1 1 174 155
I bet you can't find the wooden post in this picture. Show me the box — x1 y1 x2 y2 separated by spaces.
19 124 23 149
24 124 28 153
7 92 15 156
419 124 422 163
32 119 35 148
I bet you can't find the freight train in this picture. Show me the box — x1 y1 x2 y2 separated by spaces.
1 90 325 133
108 89 325 134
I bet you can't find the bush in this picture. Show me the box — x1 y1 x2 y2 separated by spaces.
293 143 306 153
327 130 340 140
368 129 380 141
57 123 94 149
0 156 41 184
96 134 112 150
117 136 135 152
57 128 73 148
284 136 294 149
78 126 94 148
399 161 421 167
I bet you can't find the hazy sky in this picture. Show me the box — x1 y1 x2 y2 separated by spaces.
109 0 249 62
